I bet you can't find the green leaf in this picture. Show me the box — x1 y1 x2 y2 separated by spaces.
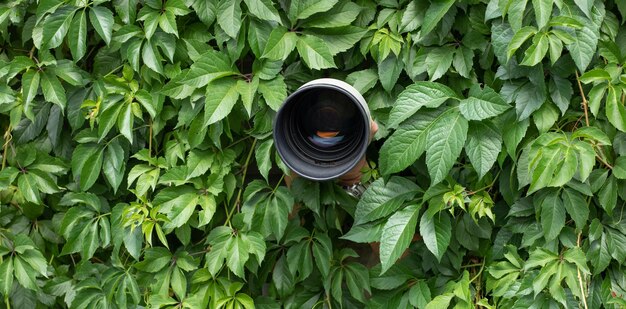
0 259 13 296
579 68 611 84
378 53 403 92
204 78 240 125
379 109 441 175
18 173 41 204
540 190 565 241
237 77 259 116
300 1 361 29
295 34 336 70
379 204 421 274
561 188 589 232
258 76 287 111
605 85 626 132
459 85 510 120
22 70 40 121
40 71 66 109
288 0 339 22
425 46 454 81
68 9 87 60
532 0 552 29
155 187 199 228
174 50 235 89
421 0 455 36
142 39 163 74
419 210 451 261
186 149 214 179
452 46 473 78
354 177 419 224
507 26 537 60
508 0 528 32
598 175 617 215
613 156 626 179
41 5 76 49
243 0 281 23
465 121 502 180
520 33 549 66
217 0 242 38
261 27 298 61
573 0 592 18
566 27 597 72
425 108 468 185
13 257 37 290
387 81 458 128
158 10 179 36
89 6 114 44
71 143 104 191
255 139 273 182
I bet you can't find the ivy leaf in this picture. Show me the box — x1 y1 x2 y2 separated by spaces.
22 70 40 121
540 190 565 241
243 0 281 23
299 1 361 29
295 35 336 70
605 85 626 132
520 33 549 66
261 27 298 61
378 53 403 92
288 0 339 22
154 186 199 229
532 0 553 29
561 188 589 232
217 0 242 38
0 259 13 296
18 173 41 204
40 71 66 110
258 76 287 111
89 6 114 45
255 139 273 182
598 175 617 215
237 77 259 116
421 0 455 36
508 0 528 32
419 209 452 261
459 85 510 121
612 156 626 179
566 27 597 72
452 46 473 78
425 46 454 81
71 143 104 191
175 51 235 89
465 121 502 180
379 204 421 274
506 26 537 60
387 81 458 128
379 109 441 175
68 9 87 61
41 5 76 49
204 78 240 125
354 177 419 224
425 108 468 185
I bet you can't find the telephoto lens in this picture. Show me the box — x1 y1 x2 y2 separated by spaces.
273 78 371 181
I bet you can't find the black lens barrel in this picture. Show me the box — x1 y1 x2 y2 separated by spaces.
273 79 371 181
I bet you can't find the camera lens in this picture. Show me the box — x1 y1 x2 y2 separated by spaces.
274 79 370 181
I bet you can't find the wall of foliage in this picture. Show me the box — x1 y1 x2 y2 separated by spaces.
1 0 626 307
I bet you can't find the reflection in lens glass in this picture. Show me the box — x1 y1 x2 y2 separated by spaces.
301 90 357 151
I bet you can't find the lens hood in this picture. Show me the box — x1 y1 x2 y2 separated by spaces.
273 78 371 181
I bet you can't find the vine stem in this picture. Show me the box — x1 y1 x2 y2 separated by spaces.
2 125 12 170
577 232 589 309
575 71 590 127
225 138 257 227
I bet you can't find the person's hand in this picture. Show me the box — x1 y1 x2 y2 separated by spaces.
337 120 378 186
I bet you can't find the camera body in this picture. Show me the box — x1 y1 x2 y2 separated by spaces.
273 78 371 181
